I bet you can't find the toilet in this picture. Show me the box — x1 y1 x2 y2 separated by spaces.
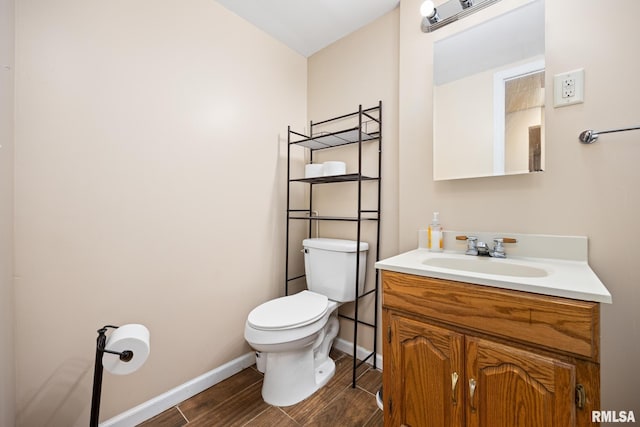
244 238 368 406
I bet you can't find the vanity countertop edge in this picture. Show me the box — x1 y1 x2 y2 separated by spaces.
375 248 612 304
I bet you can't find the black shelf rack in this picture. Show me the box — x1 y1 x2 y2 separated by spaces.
285 102 382 388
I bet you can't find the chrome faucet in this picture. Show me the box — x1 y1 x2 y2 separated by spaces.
491 239 507 258
464 236 479 255
459 236 516 258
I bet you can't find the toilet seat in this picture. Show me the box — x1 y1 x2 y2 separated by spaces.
248 291 329 331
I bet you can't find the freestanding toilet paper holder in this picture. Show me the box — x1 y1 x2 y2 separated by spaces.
90 325 135 427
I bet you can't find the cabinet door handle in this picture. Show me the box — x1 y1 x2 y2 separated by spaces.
469 378 477 412
451 372 459 405
576 384 586 409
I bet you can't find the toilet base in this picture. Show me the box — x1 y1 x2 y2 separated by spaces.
314 358 335 390
261 349 337 407
260 313 339 407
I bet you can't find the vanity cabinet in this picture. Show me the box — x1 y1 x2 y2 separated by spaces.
382 270 601 427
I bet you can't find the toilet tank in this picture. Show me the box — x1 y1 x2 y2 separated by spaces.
302 238 369 303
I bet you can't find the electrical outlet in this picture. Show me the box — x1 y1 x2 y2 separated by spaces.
554 69 584 107
562 78 575 98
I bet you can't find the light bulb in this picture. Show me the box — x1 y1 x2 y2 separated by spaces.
420 0 436 18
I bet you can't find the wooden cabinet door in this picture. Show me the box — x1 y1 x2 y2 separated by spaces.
384 311 465 427
465 337 576 427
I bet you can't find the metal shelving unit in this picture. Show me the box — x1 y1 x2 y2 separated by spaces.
285 102 382 388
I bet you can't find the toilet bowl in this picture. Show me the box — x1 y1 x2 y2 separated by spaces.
245 291 340 406
244 238 368 406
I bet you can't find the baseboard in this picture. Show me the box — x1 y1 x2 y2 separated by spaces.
102 339 382 426
333 337 383 370
100 352 256 427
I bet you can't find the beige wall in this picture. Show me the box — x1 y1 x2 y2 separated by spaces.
1 0 15 425
14 0 306 424
307 7 400 259
307 8 400 349
399 0 640 415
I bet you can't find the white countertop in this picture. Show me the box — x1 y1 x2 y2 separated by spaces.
375 248 612 304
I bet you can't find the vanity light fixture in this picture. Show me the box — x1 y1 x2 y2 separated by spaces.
421 0 502 32
420 0 440 24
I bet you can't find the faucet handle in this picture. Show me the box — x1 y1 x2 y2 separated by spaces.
455 235 477 241
464 236 478 255
492 237 516 258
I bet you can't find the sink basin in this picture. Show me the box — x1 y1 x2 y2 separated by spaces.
422 257 548 278
375 238 612 303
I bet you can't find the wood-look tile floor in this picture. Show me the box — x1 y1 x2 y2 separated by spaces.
138 350 383 427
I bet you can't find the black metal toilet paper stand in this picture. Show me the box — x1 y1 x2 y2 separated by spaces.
90 325 134 427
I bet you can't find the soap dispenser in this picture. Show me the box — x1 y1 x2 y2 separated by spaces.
428 212 443 252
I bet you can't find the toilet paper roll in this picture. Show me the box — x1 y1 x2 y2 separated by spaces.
323 161 346 176
102 324 150 376
305 163 324 178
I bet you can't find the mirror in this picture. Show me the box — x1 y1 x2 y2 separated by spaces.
433 0 545 181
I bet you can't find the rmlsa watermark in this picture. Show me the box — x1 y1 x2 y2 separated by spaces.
592 410 636 423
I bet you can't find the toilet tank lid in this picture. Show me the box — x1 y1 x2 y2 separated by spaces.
303 238 368 252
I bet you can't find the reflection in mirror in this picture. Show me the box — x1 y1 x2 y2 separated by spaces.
433 0 545 181
495 61 545 175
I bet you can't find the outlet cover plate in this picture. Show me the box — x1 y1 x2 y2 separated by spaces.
554 69 585 107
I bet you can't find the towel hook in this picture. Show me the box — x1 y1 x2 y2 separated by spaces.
579 125 640 144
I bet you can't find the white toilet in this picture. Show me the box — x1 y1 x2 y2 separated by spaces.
244 238 368 406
